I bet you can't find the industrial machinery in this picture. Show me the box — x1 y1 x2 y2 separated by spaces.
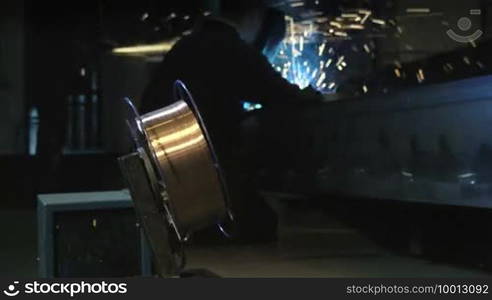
118 80 233 277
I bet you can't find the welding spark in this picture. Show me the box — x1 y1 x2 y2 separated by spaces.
290 1 305 8
394 68 401 78
316 72 326 87
330 21 342 29
141 12 149 21
265 16 341 93
165 12 177 21
334 31 348 37
318 42 326 56
443 63 454 72
336 56 345 66
416 69 425 83
359 9 372 24
265 6 389 95
346 24 365 30
371 18 386 26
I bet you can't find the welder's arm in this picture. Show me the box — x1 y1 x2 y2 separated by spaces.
231 43 322 107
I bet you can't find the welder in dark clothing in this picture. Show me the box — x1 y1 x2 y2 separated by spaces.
141 0 322 242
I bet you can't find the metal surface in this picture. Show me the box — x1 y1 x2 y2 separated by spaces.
278 75 492 208
140 100 227 237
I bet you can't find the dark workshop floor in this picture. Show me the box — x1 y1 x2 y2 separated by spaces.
0 210 489 278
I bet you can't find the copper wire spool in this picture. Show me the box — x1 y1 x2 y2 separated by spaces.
125 81 231 242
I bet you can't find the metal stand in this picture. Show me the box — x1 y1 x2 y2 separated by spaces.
118 152 179 277
118 152 220 278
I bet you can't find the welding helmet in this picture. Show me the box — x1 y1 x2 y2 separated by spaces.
254 8 286 54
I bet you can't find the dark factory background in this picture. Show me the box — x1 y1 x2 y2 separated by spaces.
2 0 492 277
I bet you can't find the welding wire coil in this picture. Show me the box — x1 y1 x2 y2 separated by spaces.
125 81 232 242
